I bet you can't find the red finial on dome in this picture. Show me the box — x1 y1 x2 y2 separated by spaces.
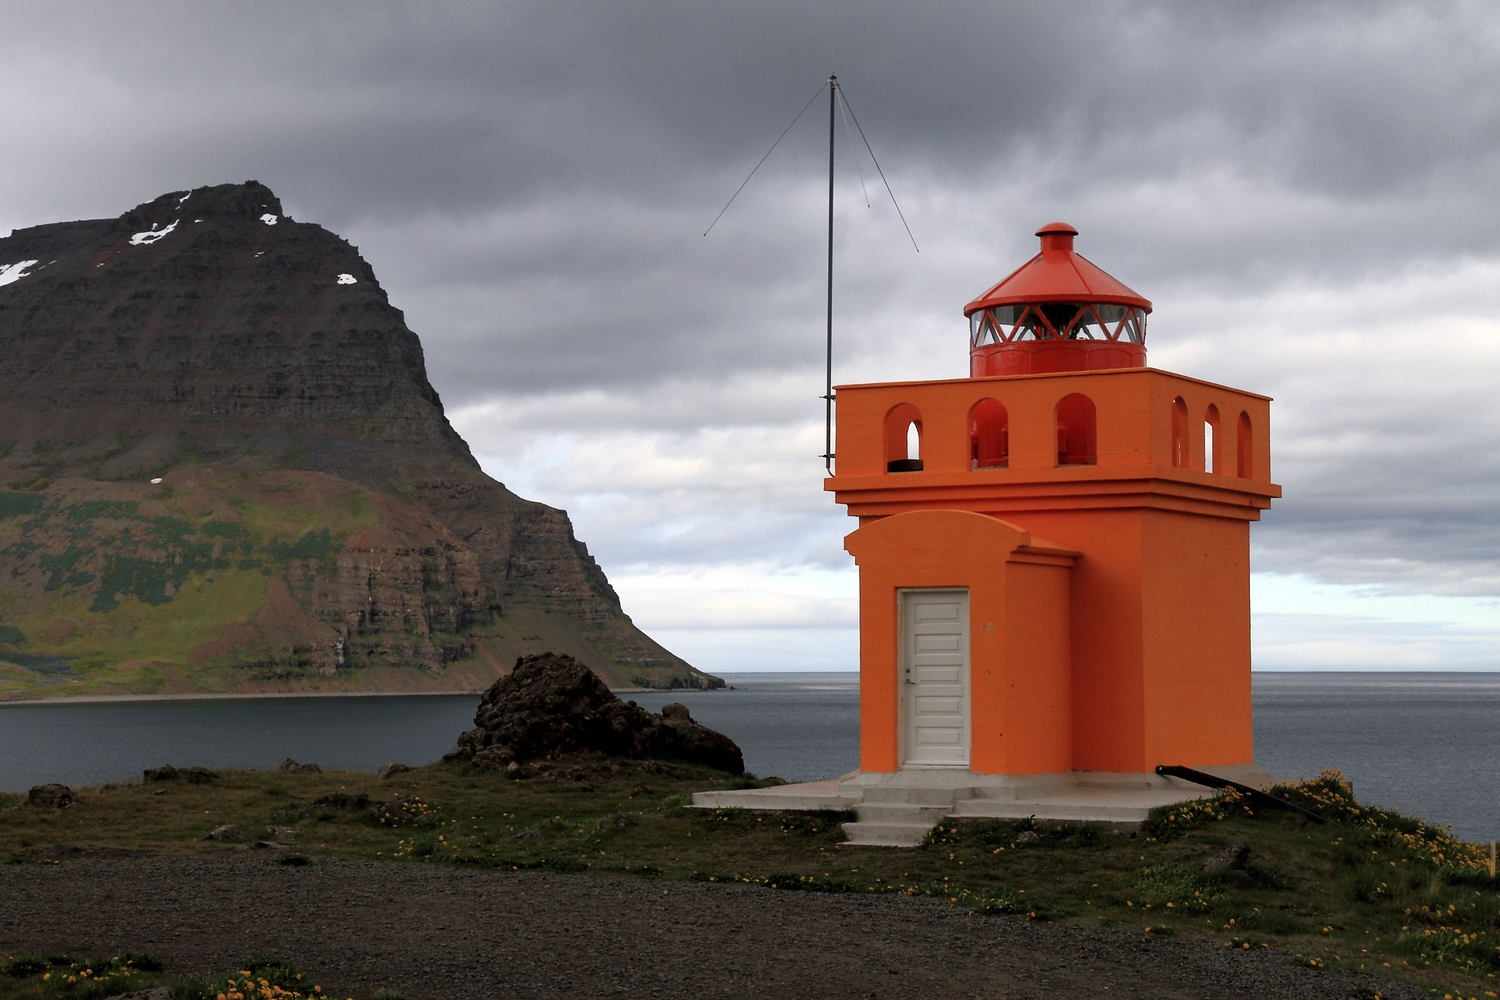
964 223 1152 377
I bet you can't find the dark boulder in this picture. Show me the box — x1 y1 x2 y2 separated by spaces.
143 765 217 784
655 702 743 774
450 652 744 774
295 792 369 819
280 758 322 774
27 784 73 808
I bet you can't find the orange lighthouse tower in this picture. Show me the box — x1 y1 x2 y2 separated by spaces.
827 222 1280 780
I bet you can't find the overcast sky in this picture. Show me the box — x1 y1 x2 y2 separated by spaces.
4 1 1500 672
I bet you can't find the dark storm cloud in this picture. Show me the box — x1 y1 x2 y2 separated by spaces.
4 0 1500 597
7 3 1495 240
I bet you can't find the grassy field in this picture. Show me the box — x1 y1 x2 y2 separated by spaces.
3 761 1500 1000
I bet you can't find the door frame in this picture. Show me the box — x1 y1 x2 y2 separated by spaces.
897 586 971 769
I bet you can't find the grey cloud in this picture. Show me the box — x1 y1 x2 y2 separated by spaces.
1253 613 1500 669
8 3 1496 220
5 0 1500 600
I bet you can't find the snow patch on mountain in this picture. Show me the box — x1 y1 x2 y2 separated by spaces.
130 220 178 246
0 260 40 287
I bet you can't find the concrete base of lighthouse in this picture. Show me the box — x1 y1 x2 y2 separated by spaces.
691 764 1277 847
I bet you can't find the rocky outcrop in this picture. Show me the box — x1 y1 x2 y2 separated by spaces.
450 652 744 774
26 783 73 808
0 182 719 694
142 765 217 784
279 759 322 774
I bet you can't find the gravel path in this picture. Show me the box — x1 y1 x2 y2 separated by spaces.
0 857 1425 999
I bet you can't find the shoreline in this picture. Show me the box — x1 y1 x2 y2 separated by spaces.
0 685 674 706
0 677 784 706
0 689 486 706
0 671 849 707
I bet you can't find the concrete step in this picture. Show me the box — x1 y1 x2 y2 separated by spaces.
970 777 1076 801
859 785 962 806
841 821 936 847
950 799 1156 823
854 803 951 824
841 799 949 846
691 789 857 811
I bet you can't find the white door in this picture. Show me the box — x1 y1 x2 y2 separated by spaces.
900 588 970 767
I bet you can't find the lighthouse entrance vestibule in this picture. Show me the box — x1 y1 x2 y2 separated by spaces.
899 588 970 767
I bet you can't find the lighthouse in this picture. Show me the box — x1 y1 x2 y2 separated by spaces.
696 222 1281 843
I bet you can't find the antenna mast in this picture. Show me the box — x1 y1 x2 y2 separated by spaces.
823 75 837 474
703 75 916 477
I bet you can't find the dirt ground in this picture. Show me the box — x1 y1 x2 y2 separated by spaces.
0 857 1427 1000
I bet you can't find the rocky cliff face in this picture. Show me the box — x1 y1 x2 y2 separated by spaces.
0 182 717 698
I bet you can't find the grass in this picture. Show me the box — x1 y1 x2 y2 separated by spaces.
3 765 1500 999
0 952 405 1000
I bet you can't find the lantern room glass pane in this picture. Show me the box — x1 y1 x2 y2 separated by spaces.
1038 302 1081 338
976 316 1000 346
1070 305 1105 340
1095 303 1128 340
1014 308 1044 340
990 304 1020 326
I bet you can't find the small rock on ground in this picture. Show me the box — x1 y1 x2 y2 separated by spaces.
1203 842 1251 873
595 811 629 831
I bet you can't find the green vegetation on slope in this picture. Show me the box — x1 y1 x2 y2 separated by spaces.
0 473 700 697
1 766 1498 998
0 480 380 696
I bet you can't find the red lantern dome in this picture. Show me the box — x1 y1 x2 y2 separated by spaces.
964 223 1152 377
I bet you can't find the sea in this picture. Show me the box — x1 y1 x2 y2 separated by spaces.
1 671 1497 842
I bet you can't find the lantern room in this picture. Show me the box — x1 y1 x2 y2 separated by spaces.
965 222 1151 377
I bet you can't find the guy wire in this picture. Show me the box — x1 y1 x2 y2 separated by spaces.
838 88 919 251
704 82 829 237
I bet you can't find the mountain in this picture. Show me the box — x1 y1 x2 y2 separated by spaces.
0 182 719 699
